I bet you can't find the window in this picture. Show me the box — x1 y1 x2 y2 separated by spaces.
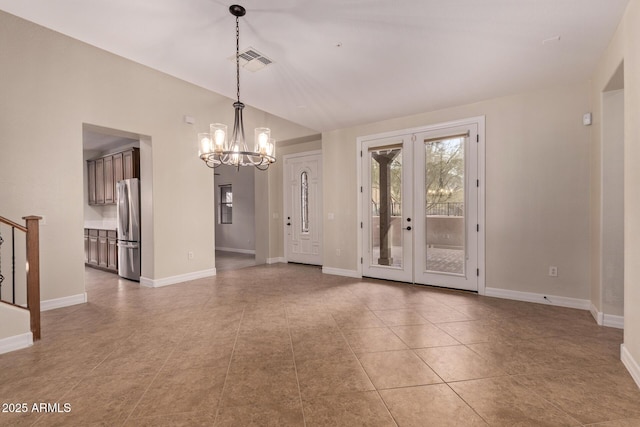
301 171 309 233
219 184 232 224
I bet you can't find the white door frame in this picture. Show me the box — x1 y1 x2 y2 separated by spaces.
356 116 486 295
283 150 323 265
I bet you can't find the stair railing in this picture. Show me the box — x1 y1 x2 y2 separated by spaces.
0 215 41 341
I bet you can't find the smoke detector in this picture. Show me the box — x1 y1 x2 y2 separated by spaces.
229 47 273 72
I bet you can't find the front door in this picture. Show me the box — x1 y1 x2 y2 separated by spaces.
284 152 323 265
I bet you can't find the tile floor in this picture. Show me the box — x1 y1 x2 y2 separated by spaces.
0 263 639 426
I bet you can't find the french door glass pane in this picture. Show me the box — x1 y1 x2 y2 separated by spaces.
424 137 465 275
370 146 403 268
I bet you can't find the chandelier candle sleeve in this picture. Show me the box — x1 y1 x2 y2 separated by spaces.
255 128 270 155
197 4 276 171
211 123 227 153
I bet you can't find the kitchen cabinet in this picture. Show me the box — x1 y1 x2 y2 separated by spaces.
98 230 108 268
113 153 123 184
87 162 96 205
87 148 139 206
107 231 118 271
85 228 118 273
104 156 114 204
95 158 105 204
84 229 89 263
123 149 139 180
88 229 99 265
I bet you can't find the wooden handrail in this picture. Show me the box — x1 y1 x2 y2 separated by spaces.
0 215 27 232
0 215 41 341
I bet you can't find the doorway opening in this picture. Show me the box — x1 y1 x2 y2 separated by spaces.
359 117 485 292
82 123 152 283
599 61 624 327
213 165 257 272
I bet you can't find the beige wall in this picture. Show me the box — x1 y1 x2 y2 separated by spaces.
591 0 640 378
323 82 592 300
0 305 30 341
0 9 316 318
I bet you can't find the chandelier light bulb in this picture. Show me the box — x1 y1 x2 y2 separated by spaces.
255 127 271 155
198 133 212 157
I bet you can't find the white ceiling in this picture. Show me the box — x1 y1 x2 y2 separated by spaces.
0 0 629 132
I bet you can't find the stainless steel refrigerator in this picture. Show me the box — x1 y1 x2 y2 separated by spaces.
116 178 141 281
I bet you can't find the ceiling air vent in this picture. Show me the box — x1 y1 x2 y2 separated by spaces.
229 47 273 72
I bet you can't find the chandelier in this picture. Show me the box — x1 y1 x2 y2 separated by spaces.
198 4 276 170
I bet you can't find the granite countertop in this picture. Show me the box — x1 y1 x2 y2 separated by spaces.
84 221 117 231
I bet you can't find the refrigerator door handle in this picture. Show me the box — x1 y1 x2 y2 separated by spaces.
118 242 139 249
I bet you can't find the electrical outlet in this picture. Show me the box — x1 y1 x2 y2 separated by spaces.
548 266 558 277
188 251 194 260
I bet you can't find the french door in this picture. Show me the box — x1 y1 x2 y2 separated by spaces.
362 122 479 291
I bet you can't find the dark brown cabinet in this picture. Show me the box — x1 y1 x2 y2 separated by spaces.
104 156 114 204
87 161 96 205
95 158 105 204
123 149 139 180
107 231 118 271
88 229 99 265
85 228 118 273
87 148 139 206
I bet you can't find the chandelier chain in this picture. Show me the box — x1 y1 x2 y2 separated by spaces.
236 16 240 103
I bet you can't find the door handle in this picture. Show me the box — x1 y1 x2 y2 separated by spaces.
287 223 291 226
403 226 412 231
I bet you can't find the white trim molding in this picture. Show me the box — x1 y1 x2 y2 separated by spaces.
0 332 33 355
590 304 624 329
485 287 590 310
621 344 640 389
266 257 286 265
322 267 361 278
140 268 216 288
215 247 256 255
41 292 87 311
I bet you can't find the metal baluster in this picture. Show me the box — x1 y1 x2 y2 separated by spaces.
0 228 4 301
12 227 15 304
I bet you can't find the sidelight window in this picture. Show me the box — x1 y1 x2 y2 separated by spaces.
301 172 309 233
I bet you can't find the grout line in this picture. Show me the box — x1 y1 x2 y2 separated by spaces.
335 317 400 427
284 304 307 427
121 327 189 425
212 306 246 424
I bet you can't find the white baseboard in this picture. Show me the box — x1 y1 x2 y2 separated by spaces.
589 304 624 329
621 344 640 389
322 267 361 278
484 287 590 310
216 247 256 255
590 304 604 324
41 293 87 311
0 332 33 355
266 257 286 265
604 314 624 329
140 268 216 288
